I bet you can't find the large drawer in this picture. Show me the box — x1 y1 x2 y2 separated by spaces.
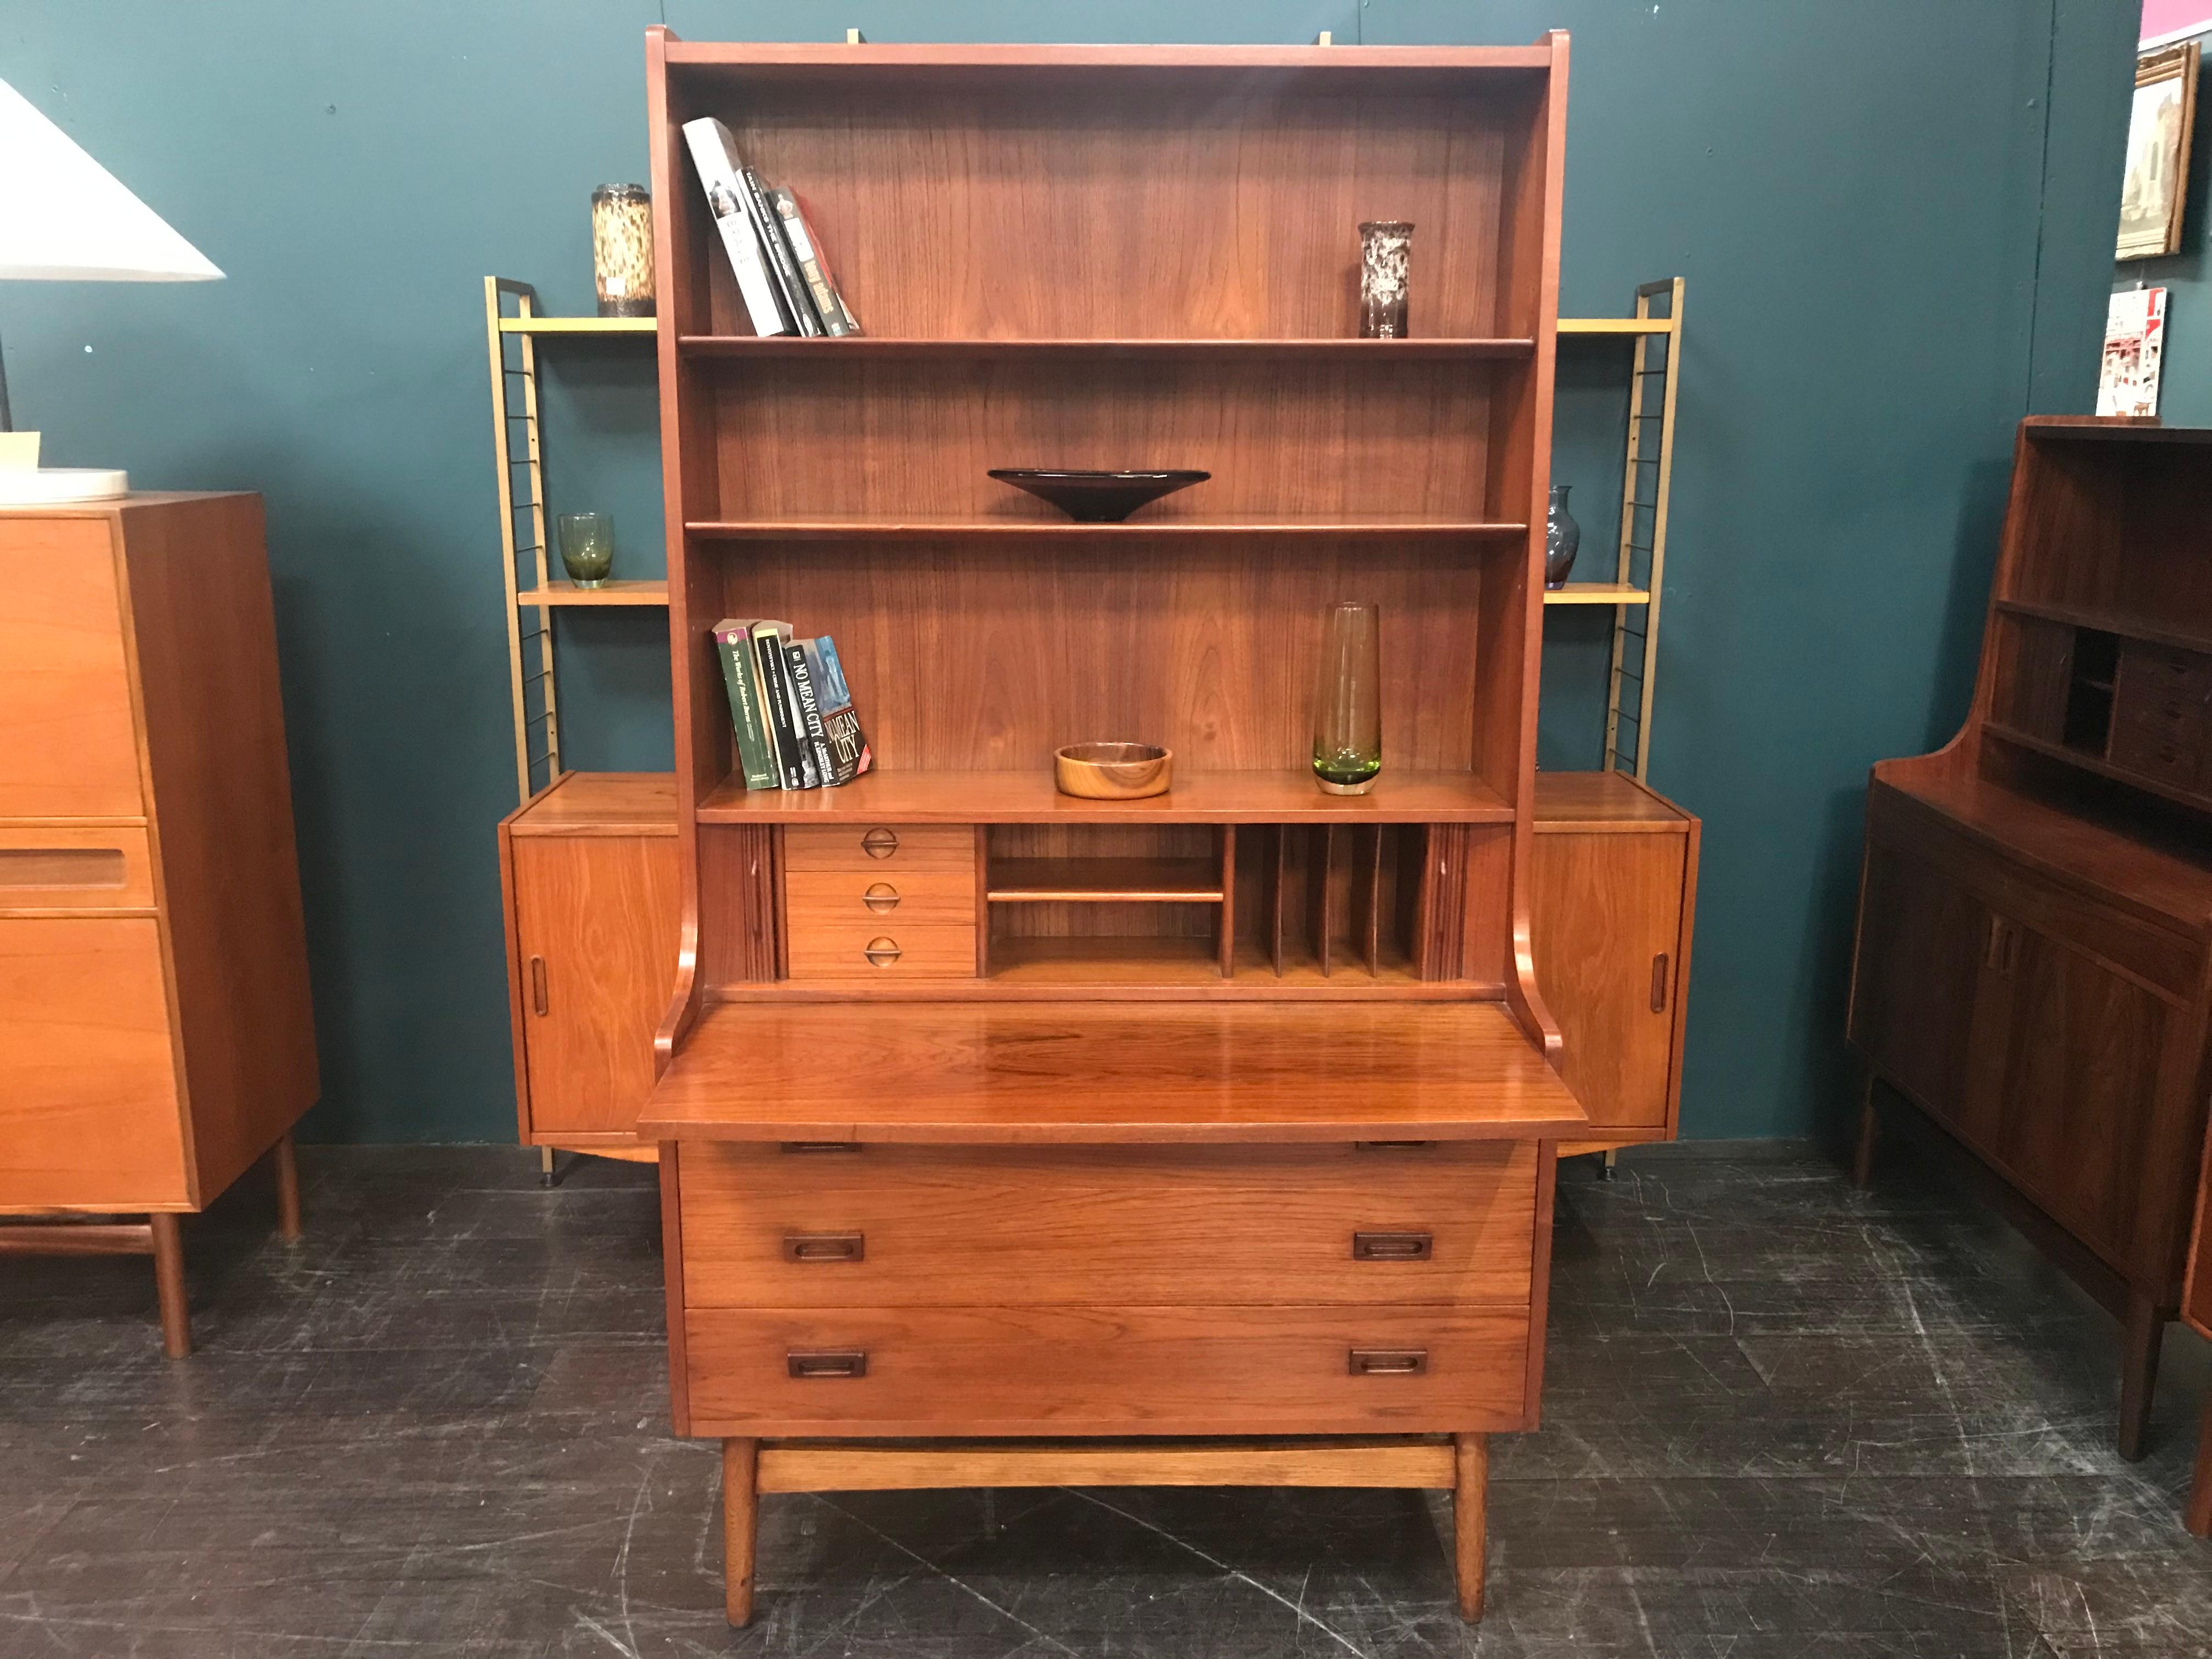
682 1302 1531 1436
678 1142 1537 1307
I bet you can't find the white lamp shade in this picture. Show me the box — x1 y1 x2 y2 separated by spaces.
0 79 222 281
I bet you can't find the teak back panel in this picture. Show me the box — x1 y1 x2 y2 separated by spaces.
2006 431 2212 633
681 80 1531 340
699 538 1489 775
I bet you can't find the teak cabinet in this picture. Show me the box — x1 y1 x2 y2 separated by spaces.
619 31 1589 1624
1848 418 2212 1465
499 773 680 1156
0 494 318 1356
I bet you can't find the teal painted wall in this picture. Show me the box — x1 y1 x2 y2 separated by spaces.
2115 42 2212 424
0 3 2133 1143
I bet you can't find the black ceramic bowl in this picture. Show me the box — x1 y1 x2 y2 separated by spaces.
988 469 1210 523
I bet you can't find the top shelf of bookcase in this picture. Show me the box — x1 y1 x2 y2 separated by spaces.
658 38 1558 87
677 336 1537 361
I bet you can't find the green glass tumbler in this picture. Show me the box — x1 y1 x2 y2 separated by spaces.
556 512 616 589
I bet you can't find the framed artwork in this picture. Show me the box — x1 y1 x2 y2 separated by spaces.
2118 41 2200 261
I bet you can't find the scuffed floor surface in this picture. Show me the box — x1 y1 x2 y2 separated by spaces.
2 1142 2209 1657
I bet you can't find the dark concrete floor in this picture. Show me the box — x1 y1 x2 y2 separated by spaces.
2 1141 2209 1657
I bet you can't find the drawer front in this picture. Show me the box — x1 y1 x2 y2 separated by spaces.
684 1303 1530 1436
783 824 975 875
0 827 156 913
784 871 977 929
680 1142 1536 1307
785 920 977 981
2116 641 2212 704
0 916 188 1209
0 519 144 819
2108 718 2207 788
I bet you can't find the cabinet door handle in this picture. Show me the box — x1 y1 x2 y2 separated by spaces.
779 1141 861 1155
783 1231 865 1263
1650 952 1670 1013
529 956 548 1016
1352 1230 1434 1261
1347 1348 1428 1376
863 937 902 967
862 882 901 913
787 1350 867 1379
1353 1140 1434 1152
861 827 900 859
1984 915 2007 973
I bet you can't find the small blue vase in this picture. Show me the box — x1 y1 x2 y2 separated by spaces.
1544 484 1581 590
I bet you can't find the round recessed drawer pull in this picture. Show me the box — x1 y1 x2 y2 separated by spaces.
863 937 902 967
862 882 901 913
861 827 900 859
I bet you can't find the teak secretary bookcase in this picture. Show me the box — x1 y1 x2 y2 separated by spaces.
630 31 1584 1623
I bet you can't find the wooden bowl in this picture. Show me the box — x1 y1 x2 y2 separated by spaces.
1054 742 1173 799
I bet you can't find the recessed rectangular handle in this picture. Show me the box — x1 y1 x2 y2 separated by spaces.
529 956 548 1017
787 1349 867 1379
779 1142 861 1154
1348 1347 1427 1376
1352 1230 1433 1261
1650 952 1669 1013
782 1231 864 1263
1353 1141 1434 1152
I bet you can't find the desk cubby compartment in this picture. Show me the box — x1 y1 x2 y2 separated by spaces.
984 824 1234 980
2062 629 2120 754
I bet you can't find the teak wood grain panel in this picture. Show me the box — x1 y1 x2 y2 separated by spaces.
513 834 682 1138
0 917 188 1211
694 81 1520 340
785 918 977 981
783 871 977 928
703 769 1513 825
679 1142 1537 1307
708 358 1498 521
782 825 975 873
646 1001 1583 1142
116 495 320 1199
1528 827 1687 1134
699 539 1493 776
0 516 143 819
683 1302 1532 1437
0 826 155 913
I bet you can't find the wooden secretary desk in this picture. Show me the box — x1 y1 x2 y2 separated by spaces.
618 31 1588 1624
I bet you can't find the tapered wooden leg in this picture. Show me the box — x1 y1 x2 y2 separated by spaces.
724 1437 760 1626
2188 1396 2212 1538
1851 1074 1881 1188
2119 1292 2166 1463
149 1212 190 1359
1452 1432 1487 1622
272 1132 302 1243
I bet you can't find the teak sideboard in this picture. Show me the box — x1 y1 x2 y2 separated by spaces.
0 494 318 1355
1849 417 2212 1466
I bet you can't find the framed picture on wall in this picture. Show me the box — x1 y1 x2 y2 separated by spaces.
2118 41 2200 261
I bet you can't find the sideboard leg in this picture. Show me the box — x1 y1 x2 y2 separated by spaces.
1850 1074 1881 1188
539 1146 559 1189
272 1131 303 1243
724 1437 760 1626
1598 1149 1618 1183
1452 1432 1487 1622
2119 1293 2166 1463
2188 1396 2212 1538
149 1213 191 1359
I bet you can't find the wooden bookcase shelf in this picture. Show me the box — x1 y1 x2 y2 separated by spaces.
987 857 1223 902
684 517 1531 540
696 769 1515 824
516 579 670 607
1994 596 2212 659
679 335 1538 360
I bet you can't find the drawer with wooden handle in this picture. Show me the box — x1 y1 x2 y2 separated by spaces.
783 824 976 875
784 919 977 981
2108 718 2208 789
0 826 155 913
678 1141 1536 1307
2116 641 2212 703
682 1302 1532 1437
784 871 977 930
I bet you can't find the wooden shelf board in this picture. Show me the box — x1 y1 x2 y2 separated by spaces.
506 771 678 838
1543 583 1650 606
686 517 1530 541
988 857 1224 902
1985 721 2212 820
498 315 655 335
1556 318 1674 337
2022 417 2211 445
984 935 1424 991
1994 597 2212 658
679 335 1536 360
1532 770 1689 834
643 998 1584 1143
517 579 669 607
699 769 1514 825
661 40 1556 79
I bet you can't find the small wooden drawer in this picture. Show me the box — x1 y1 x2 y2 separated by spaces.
678 1142 1537 1307
784 824 975 875
682 1302 1531 1436
785 871 977 929
0 826 155 912
2116 642 2212 703
785 920 977 981
2109 718 2207 788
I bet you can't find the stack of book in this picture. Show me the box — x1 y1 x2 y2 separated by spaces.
682 118 862 337
714 621 872 790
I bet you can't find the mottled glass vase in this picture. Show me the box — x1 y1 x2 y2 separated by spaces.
591 184 655 318
1358 221 1413 338
1313 602 1383 795
1544 485 1582 590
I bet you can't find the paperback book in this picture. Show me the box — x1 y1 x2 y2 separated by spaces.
712 623 870 789
680 118 791 337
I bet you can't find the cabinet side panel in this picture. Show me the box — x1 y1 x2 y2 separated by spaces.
121 497 319 1202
